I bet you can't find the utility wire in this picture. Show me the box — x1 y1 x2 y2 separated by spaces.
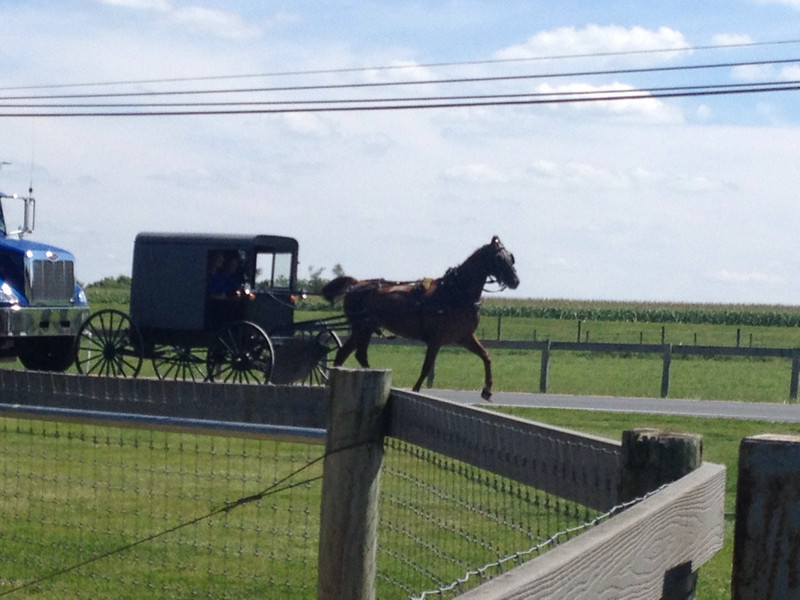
2 83 799 117
1 36 799 92
3 79 797 110
1 57 799 102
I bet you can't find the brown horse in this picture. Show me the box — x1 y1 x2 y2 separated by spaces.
321 236 519 400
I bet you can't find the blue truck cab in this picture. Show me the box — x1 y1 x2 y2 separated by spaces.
0 190 89 371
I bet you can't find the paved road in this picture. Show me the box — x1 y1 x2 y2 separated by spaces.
426 389 800 423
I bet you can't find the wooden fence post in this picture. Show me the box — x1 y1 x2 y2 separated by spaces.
317 368 392 600
661 344 672 398
619 428 703 600
790 350 800 402
539 340 550 393
732 434 800 600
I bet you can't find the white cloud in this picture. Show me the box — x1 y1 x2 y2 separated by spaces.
731 63 776 81
711 33 755 46
170 6 261 39
364 61 434 84
94 0 261 39
696 104 712 121
443 164 509 184
97 0 170 8
536 82 684 124
495 25 691 64
753 0 800 7
781 65 800 80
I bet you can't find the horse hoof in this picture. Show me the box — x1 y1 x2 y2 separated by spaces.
481 389 492 402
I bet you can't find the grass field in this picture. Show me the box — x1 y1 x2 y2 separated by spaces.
30 285 797 597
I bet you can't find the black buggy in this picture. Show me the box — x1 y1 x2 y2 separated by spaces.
74 233 342 384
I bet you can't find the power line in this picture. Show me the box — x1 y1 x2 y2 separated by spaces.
2 81 799 117
2 36 800 93
3 79 797 110
1 57 799 103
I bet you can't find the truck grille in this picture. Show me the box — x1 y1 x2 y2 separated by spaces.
28 259 75 304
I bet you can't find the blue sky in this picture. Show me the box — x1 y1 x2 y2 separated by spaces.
2 0 800 304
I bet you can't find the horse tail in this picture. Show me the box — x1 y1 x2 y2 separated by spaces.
321 276 359 303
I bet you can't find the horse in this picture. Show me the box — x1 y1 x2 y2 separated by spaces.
321 235 519 400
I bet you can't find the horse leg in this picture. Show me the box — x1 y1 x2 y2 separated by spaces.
333 335 357 367
334 328 372 368
413 343 441 392
462 334 493 401
354 336 371 368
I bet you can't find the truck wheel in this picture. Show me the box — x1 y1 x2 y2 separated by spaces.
18 337 76 372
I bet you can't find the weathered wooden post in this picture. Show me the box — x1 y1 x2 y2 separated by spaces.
539 340 550 393
790 349 800 402
318 368 392 600
619 428 704 600
660 344 672 398
732 434 800 599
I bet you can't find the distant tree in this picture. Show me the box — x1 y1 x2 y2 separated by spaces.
295 264 346 293
304 266 327 293
87 275 132 288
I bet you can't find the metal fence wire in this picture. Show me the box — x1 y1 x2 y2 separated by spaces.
0 416 324 599
0 371 628 599
378 438 604 599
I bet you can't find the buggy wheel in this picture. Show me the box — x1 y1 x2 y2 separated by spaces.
302 330 342 386
152 345 208 382
207 321 274 384
74 309 143 378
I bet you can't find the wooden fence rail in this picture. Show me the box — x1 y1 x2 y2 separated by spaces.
375 337 800 399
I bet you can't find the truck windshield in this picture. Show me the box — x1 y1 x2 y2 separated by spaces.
0 193 33 237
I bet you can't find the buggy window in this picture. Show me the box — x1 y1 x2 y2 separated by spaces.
207 249 246 298
255 252 293 290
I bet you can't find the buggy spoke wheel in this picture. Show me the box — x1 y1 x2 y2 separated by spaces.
302 330 342 386
74 309 143 378
207 321 273 384
152 345 207 382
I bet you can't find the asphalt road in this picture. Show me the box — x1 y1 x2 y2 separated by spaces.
426 389 800 423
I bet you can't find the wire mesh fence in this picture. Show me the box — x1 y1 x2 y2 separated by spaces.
0 371 635 599
0 416 324 599
378 438 605 599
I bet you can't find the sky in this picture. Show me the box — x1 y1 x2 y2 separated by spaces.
1 1 800 304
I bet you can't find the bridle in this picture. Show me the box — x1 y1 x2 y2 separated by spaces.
483 246 516 292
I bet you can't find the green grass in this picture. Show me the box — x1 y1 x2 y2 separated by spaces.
17 290 798 597
0 420 324 599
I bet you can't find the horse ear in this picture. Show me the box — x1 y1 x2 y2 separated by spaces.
491 235 500 246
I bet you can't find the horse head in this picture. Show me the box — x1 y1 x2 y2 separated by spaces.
486 236 520 290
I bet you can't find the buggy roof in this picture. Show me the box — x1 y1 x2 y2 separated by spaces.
134 232 299 254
